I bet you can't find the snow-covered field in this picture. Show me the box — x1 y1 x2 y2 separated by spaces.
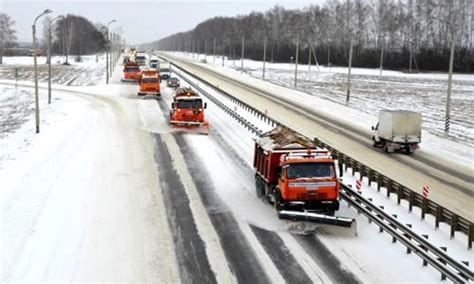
184 52 474 148
0 87 35 138
0 54 106 86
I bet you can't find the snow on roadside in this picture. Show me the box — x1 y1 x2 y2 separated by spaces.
0 54 106 86
0 87 34 138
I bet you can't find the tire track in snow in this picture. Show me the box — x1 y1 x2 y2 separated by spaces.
153 135 218 284
174 134 273 284
295 234 360 283
157 133 237 283
249 225 313 284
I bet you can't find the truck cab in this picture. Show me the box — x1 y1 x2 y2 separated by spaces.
135 53 147 66
150 58 160 69
277 150 339 212
170 96 207 126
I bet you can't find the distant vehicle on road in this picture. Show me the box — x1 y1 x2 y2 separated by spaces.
372 110 422 154
135 53 147 66
160 67 171 80
167 77 180 88
149 58 160 69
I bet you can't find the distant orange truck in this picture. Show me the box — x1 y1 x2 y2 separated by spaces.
122 62 141 82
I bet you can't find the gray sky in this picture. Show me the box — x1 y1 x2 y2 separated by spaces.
2 0 326 45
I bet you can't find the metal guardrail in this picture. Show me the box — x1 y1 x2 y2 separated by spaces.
164 55 473 250
313 138 474 250
343 185 473 283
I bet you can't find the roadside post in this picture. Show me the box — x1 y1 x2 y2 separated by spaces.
15 68 18 88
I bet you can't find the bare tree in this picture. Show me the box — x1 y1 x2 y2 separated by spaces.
0 13 17 64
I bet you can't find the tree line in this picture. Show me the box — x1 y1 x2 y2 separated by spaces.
43 14 107 63
153 0 473 72
0 12 109 64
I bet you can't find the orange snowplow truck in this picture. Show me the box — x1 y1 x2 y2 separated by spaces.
138 68 160 96
122 62 141 82
169 87 209 133
254 127 353 227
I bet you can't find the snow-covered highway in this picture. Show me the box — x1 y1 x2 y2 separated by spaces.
1 57 471 282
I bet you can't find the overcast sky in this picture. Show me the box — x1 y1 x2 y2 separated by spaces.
2 0 326 45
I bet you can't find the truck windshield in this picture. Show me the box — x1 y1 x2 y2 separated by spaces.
142 78 158 83
125 67 139 72
287 162 335 178
176 99 202 109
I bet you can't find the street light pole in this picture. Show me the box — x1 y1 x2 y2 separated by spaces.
106 19 116 84
33 9 52 133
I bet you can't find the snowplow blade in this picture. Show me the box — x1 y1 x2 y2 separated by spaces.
278 210 355 228
170 121 209 135
170 120 209 135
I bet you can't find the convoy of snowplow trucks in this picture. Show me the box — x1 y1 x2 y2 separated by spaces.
120 51 352 227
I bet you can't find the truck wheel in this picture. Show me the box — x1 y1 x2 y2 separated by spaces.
383 142 389 153
273 191 284 211
255 175 265 199
405 145 414 155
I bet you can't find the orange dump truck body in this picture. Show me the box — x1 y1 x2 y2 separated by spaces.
169 87 208 131
253 127 340 212
138 69 160 96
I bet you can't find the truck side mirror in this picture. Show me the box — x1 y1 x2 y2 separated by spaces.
171 103 175 109
371 126 374 130
204 102 207 109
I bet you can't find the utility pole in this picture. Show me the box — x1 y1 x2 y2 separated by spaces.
346 39 354 105
262 35 267 79
32 9 52 134
294 35 299 87
110 32 113 77
445 30 455 134
379 36 384 77
409 44 413 73
308 42 312 72
106 19 116 84
311 44 320 73
213 37 216 64
222 38 225 67
47 18 54 104
240 35 245 72
327 44 331 72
